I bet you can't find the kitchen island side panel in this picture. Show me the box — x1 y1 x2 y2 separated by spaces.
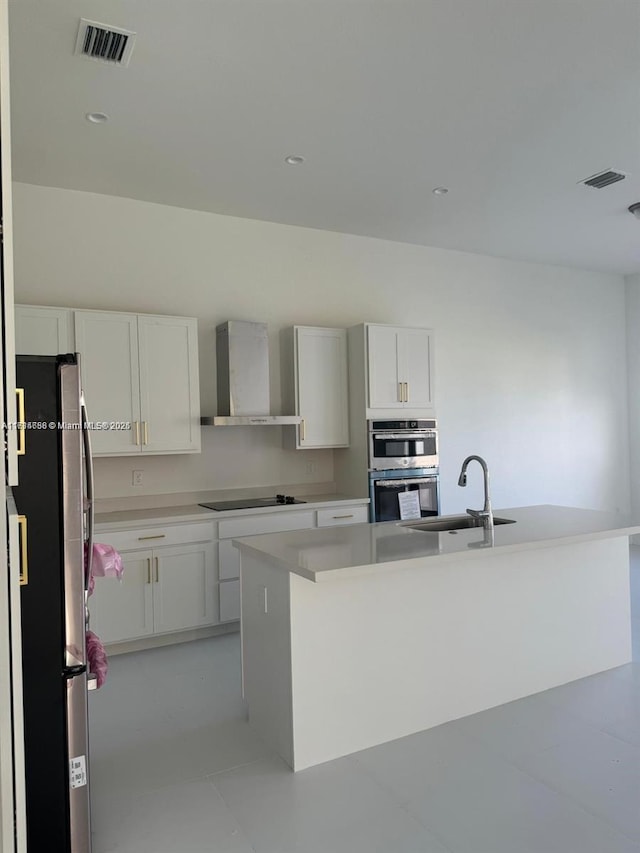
286 536 631 770
240 553 295 767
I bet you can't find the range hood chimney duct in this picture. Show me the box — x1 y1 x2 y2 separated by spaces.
201 320 302 426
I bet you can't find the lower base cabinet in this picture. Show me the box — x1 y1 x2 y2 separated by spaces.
219 579 240 622
92 504 368 647
89 541 215 644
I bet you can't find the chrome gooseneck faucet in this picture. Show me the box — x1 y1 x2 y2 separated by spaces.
458 455 493 528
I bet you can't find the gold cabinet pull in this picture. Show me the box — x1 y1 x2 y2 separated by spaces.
398 382 403 403
18 515 28 586
137 534 166 541
143 422 149 445
16 388 26 456
333 514 354 519
403 382 409 402
154 556 159 583
146 557 151 584
300 418 306 441
133 421 140 446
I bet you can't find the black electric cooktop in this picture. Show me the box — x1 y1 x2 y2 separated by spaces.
199 495 306 512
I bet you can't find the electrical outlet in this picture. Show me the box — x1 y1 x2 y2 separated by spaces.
305 461 318 474
132 470 144 486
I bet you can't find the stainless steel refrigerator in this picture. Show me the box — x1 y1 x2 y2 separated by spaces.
13 354 94 853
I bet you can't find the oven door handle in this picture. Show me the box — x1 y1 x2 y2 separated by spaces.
374 478 438 487
372 432 436 440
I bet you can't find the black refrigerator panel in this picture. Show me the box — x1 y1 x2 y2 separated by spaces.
14 354 90 853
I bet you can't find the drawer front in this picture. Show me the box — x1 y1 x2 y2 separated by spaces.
219 580 240 622
97 521 215 553
218 510 315 540
316 506 369 527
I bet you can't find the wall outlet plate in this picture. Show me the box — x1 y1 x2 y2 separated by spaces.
132 470 144 486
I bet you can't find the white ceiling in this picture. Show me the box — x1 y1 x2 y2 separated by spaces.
8 0 640 274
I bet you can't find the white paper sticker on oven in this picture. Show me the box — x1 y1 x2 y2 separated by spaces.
69 755 87 789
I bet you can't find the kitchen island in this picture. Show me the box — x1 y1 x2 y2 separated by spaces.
234 505 640 771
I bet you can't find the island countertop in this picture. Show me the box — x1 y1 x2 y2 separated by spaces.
233 504 640 582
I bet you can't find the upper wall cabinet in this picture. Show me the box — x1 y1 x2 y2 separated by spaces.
15 305 75 355
367 324 434 411
74 310 201 456
345 323 435 420
282 326 349 449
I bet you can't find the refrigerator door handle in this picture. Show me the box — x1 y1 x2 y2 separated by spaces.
81 395 95 588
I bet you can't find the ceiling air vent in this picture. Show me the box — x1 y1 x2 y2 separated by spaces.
74 19 136 66
580 169 627 189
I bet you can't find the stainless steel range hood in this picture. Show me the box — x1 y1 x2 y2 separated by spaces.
201 320 302 426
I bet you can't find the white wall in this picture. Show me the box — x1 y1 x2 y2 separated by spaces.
626 274 640 521
11 182 630 513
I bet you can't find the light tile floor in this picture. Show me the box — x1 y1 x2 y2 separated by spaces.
88 546 640 853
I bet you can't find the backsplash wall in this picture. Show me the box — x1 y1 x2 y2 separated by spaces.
12 182 630 513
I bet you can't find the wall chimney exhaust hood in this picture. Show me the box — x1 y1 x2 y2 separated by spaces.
201 320 303 426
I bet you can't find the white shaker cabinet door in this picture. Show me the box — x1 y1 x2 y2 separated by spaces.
152 543 215 634
74 311 141 455
296 326 349 448
367 325 403 409
137 315 201 454
15 305 74 356
88 551 154 644
400 328 433 409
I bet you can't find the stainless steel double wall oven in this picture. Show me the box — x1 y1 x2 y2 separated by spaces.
368 419 440 522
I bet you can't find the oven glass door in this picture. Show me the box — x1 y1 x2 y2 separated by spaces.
370 432 437 469
373 476 439 522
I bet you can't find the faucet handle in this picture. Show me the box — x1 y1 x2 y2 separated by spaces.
466 508 485 518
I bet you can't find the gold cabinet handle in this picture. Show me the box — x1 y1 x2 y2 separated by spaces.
18 515 28 586
398 382 403 403
154 556 159 583
133 421 140 446
16 388 26 456
143 422 149 446
146 557 151 584
403 382 409 402
138 534 166 541
333 514 354 519
300 418 306 441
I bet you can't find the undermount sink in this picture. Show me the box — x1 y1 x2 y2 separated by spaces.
400 515 516 533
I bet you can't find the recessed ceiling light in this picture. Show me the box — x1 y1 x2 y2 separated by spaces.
285 155 304 166
432 186 449 196
86 112 109 124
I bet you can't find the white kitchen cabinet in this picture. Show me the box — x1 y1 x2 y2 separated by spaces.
152 543 215 633
219 580 240 622
217 510 316 619
367 324 434 411
137 314 201 453
89 551 154 644
90 522 216 645
93 503 368 643
218 503 368 620
74 310 200 456
15 305 74 356
282 326 349 449
74 311 140 455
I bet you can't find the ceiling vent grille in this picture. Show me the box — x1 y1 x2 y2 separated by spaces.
74 19 136 66
580 169 627 189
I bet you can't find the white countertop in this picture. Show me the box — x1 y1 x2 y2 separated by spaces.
95 494 369 530
233 504 640 582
